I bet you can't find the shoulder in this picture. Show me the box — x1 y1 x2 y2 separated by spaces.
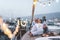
39 23 43 25
2 23 8 28
3 23 7 26
34 23 39 26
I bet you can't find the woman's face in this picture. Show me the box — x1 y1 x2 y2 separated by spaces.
38 19 41 23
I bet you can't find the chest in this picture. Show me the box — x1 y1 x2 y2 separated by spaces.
36 24 43 29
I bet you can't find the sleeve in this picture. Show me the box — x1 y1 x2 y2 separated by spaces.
31 25 37 33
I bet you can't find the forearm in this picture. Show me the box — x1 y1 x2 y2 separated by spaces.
13 25 19 36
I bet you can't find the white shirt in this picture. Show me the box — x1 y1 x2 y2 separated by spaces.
31 23 43 35
36 23 43 30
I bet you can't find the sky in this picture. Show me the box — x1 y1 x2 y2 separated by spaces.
0 0 60 18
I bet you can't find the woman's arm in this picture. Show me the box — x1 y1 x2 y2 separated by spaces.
2 23 13 39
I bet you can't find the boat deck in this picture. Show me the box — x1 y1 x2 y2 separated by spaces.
21 31 41 40
21 31 60 40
